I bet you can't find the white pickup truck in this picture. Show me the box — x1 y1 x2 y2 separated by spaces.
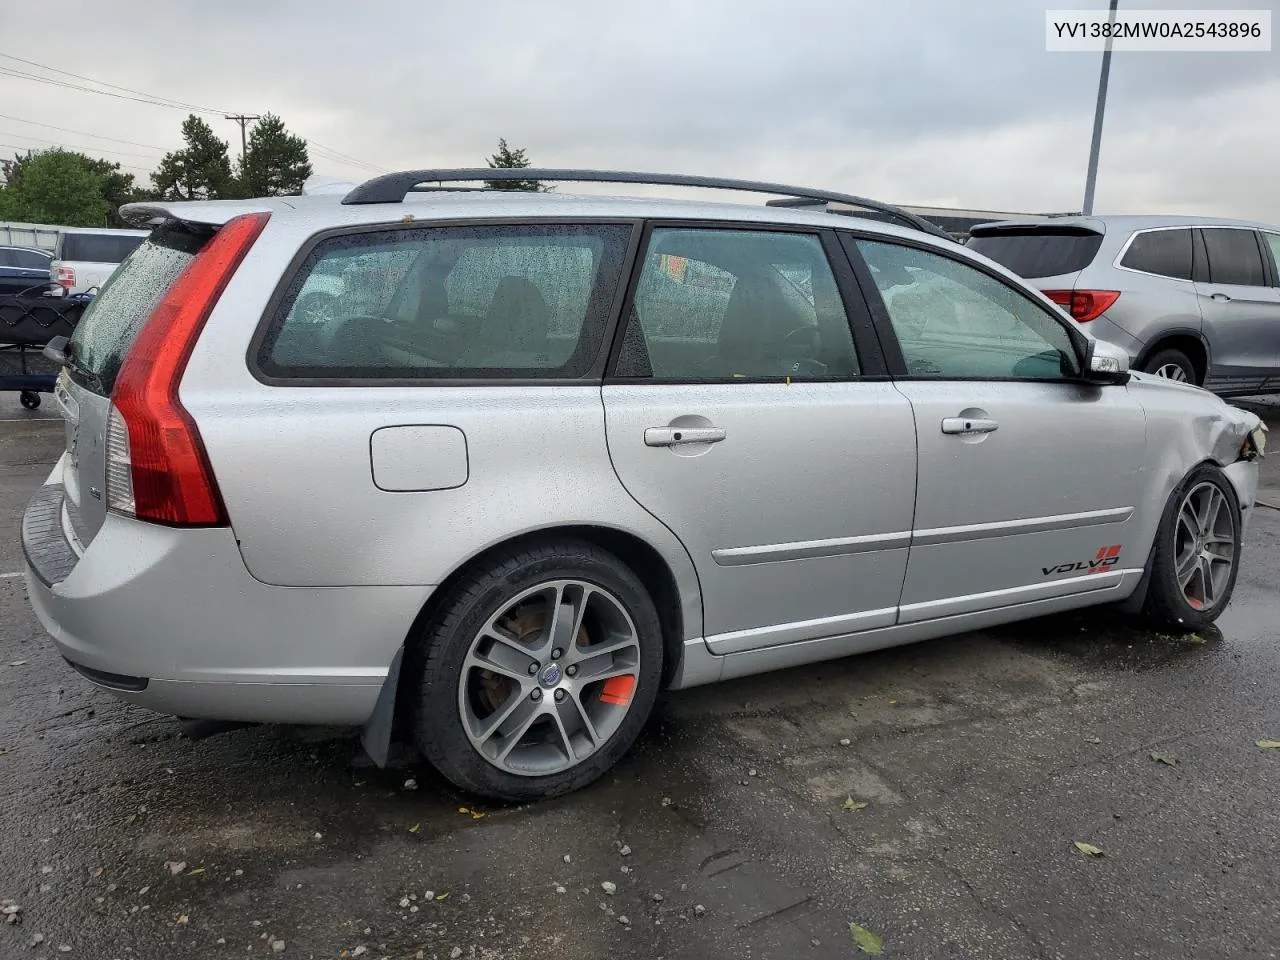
50 227 150 295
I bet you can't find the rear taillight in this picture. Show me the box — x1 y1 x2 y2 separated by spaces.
1042 289 1120 323
108 212 269 527
55 265 75 289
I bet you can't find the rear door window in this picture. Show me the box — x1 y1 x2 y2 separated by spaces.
966 229 1103 278
66 222 210 394
60 233 148 264
1201 228 1267 286
1120 228 1193 280
16 249 51 270
258 223 632 379
612 228 859 380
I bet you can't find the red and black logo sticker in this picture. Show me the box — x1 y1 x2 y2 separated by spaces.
1042 544 1122 577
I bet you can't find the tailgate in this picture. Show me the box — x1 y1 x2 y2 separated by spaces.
51 222 211 547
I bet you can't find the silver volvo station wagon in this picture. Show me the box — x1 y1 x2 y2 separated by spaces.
23 169 1266 800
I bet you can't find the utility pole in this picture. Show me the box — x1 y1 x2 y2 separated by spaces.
1082 0 1119 215
224 114 261 164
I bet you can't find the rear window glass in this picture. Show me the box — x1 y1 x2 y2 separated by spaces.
967 230 1103 278
67 222 209 394
60 233 147 264
258 223 632 380
1120 229 1193 279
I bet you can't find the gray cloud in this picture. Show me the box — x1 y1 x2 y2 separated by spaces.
1 0 1277 219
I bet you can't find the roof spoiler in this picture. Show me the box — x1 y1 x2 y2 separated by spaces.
969 218 1103 236
340 168 957 243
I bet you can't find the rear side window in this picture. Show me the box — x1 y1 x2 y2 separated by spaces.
16 249 51 269
60 233 147 264
259 223 632 380
1120 228 1193 279
613 228 859 380
67 222 209 394
967 229 1103 279
1202 228 1266 286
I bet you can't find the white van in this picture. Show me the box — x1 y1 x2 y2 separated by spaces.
51 227 150 295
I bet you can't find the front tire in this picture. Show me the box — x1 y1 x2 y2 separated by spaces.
407 539 663 801
1141 464 1242 629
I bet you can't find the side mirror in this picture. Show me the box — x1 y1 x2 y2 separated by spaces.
1082 339 1130 384
43 335 69 367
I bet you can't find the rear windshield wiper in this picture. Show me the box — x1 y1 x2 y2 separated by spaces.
43 336 102 391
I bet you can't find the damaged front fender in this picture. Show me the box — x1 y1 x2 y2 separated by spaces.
1127 372 1264 510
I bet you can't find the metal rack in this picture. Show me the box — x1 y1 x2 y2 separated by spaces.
340 168 955 241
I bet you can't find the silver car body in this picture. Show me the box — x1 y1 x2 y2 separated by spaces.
22 190 1263 738
968 214 1280 396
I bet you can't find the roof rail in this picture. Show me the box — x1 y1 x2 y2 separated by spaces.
340 168 956 242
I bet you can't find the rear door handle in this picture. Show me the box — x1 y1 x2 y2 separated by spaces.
941 417 999 435
644 426 727 447
1211 292 1232 302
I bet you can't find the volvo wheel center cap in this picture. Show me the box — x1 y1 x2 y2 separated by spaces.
539 663 562 687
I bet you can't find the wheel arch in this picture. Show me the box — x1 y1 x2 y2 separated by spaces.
1135 330 1211 384
361 523 700 766
410 524 690 683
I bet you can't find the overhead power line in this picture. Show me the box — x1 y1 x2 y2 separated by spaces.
0 51 224 114
0 141 150 174
0 129 159 160
0 50 388 179
0 112 166 151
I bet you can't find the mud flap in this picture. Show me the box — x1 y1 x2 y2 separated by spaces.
360 647 402 769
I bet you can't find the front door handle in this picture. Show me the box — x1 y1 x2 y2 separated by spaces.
941 417 999 435
645 426 727 447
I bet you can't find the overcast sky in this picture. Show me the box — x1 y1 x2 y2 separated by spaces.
0 0 1276 219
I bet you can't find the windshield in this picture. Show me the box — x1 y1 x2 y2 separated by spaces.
67 222 210 394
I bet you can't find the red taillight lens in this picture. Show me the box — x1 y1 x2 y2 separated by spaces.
55 265 75 289
110 212 269 526
1042 289 1120 323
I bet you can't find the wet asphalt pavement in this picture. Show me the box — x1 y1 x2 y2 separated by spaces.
1 397 1278 960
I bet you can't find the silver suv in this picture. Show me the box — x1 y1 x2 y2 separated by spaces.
23 170 1265 800
968 215 1280 394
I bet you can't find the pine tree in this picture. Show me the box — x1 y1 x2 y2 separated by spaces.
151 115 235 201
485 139 543 191
239 114 312 197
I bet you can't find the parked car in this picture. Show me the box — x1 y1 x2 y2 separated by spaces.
967 215 1280 395
24 170 1264 801
50 227 150 295
0 245 52 296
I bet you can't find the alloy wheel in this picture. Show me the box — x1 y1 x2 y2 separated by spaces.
458 580 642 776
1173 482 1235 611
1154 363 1189 382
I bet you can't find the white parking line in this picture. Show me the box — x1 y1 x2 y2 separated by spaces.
0 572 24 579
0 417 61 422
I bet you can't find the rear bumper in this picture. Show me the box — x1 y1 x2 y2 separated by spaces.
23 483 431 725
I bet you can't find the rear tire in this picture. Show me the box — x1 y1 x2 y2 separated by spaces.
1140 464 1241 630
407 539 663 801
1141 348 1198 385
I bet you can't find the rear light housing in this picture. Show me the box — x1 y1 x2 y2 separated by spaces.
107 212 269 526
1042 289 1120 323
55 265 75 289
